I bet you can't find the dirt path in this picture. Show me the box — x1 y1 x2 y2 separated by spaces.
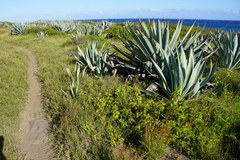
14 46 53 160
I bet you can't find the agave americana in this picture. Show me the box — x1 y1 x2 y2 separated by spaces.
11 23 28 35
212 31 240 70
75 42 110 76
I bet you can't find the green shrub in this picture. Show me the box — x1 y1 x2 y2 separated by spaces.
166 91 240 159
26 27 67 35
82 21 96 25
103 24 131 40
53 75 123 159
64 35 110 49
213 70 240 93
169 23 215 39
59 79 169 159
92 84 171 159
94 85 165 143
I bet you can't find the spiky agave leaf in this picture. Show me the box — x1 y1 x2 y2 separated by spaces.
112 20 214 74
96 20 113 30
37 31 48 38
65 64 82 98
75 42 110 76
212 31 240 70
11 23 28 35
0 22 10 28
74 24 105 37
148 47 215 99
52 22 74 33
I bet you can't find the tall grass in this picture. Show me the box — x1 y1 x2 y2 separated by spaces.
0 39 28 159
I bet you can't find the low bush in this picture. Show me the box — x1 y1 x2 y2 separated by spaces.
60 75 171 159
64 35 110 50
213 70 240 93
103 24 131 40
93 85 166 145
62 75 240 159
26 27 67 35
165 91 240 159
81 21 96 25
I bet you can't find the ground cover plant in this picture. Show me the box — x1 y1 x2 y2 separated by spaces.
0 20 240 159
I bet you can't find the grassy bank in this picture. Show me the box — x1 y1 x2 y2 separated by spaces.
0 37 28 159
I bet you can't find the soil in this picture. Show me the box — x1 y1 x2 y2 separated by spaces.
15 46 53 160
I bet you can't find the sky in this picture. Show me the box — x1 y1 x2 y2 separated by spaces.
0 0 239 22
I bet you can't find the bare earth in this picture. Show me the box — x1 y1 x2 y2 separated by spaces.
15 46 53 160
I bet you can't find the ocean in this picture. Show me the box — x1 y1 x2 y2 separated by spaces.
78 18 240 32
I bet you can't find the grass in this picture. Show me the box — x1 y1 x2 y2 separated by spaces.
0 37 28 159
0 23 239 159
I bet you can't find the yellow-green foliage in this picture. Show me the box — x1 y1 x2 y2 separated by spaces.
103 24 131 40
81 21 96 25
169 23 215 39
214 70 240 93
165 91 240 159
94 85 165 144
60 82 169 159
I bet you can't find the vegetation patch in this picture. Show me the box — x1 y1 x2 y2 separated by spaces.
1 20 240 159
27 27 67 36
103 24 131 40
0 41 28 159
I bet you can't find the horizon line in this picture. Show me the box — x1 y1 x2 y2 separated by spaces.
1 17 240 23
76 17 240 22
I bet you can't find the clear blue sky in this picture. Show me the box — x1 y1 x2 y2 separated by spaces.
0 0 239 22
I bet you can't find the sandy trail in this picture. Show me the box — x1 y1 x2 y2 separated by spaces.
14 46 53 160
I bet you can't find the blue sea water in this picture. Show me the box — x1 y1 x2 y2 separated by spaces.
78 18 240 32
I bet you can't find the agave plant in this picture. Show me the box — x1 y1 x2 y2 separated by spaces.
212 31 240 70
37 31 48 38
36 23 49 28
65 64 83 98
75 42 111 76
71 31 81 41
96 21 113 30
52 22 74 33
124 21 134 27
75 24 104 37
111 20 216 99
11 23 28 35
0 22 10 28
146 47 215 99
112 20 214 74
